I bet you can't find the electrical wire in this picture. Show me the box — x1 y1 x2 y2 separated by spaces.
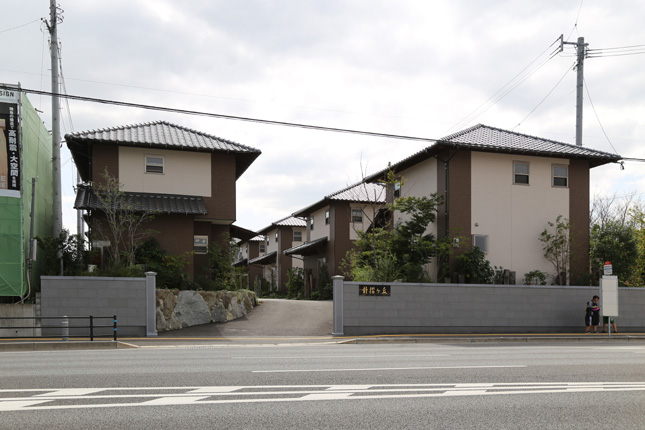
583 78 619 154
1 85 437 144
513 61 576 130
446 37 561 134
0 18 40 34
587 44 645 58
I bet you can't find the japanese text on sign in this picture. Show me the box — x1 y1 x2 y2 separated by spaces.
359 285 391 296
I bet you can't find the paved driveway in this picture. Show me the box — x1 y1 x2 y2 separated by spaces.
156 298 333 338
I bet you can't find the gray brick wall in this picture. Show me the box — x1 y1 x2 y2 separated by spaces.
340 282 645 335
40 276 150 337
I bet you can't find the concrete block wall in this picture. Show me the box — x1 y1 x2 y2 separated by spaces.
40 276 150 337
0 304 39 337
340 282 645 336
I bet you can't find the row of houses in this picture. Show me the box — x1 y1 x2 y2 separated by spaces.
233 124 620 294
56 119 619 299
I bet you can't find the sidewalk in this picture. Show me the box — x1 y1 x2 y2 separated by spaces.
2 332 644 351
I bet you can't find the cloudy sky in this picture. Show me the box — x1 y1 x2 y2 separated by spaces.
3 0 645 233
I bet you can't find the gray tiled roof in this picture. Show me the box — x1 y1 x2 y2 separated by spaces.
66 120 261 181
365 124 622 182
249 251 277 265
283 236 328 256
74 186 207 215
439 124 621 160
328 182 386 203
256 215 306 235
293 181 386 217
66 120 260 153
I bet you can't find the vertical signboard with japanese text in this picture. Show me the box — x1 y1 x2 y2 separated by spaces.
0 88 20 198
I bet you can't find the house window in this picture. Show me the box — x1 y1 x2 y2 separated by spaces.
325 209 330 225
394 181 401 199
259 243 266 253
275 232 279 242
352 208 363 223
513 162 529 185
472 234 488 253
553 165 568 187
145 155 164 174
194 235 208 254
293 231 302 242
310 217 314 231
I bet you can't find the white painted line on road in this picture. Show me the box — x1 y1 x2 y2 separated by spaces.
36 388 104 397
252 365 527 373
0 400 53 411
188 387 243 394
142 396 209 405
232 354 451 359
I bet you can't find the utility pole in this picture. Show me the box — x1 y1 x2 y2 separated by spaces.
560 35 588 147
46 0 63 273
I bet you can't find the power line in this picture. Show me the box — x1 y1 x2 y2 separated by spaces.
3 85 437 144
446 38 561 134
583 77 619 154
513 61 576 130
0 18 40 34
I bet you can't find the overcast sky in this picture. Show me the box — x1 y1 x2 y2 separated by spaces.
3 0 645 233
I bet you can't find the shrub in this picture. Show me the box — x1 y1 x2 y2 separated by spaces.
286 267 304 299
457 247 494 284
524 270 547 285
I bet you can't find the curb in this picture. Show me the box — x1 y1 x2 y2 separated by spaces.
0 341 138 352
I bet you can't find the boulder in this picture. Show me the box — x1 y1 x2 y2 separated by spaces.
173 291 211 328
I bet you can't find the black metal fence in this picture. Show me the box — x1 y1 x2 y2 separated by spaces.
0 315 117 341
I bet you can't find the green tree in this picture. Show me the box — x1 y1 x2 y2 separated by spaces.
539 215 571 285
286 267 304 299
36 229 86 277
591 220 639 286
456 247 494 284
92 169 156 268
342 193 443 282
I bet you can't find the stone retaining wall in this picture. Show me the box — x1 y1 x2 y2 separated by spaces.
156 289 257 332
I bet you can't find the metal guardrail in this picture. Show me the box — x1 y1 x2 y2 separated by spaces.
0 315 117 341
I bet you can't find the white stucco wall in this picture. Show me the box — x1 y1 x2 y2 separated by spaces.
118 146 211 196
348 203 382 240
471 152 569 282
394 157 440 280
309 206 330 241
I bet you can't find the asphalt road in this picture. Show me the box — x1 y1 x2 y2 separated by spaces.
2 341 645 429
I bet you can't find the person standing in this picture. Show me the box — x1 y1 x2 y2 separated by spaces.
602 316 618 333
585 295 600 333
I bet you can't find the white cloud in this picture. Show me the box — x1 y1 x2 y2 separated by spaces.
3 0 644 233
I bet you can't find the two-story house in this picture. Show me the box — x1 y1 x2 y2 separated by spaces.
285 182 386 296
248 216 306 293
233 234 266 289
67 120 261 280
366 124 621 284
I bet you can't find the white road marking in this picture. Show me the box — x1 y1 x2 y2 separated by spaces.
252 365 527 373
2 383 644 411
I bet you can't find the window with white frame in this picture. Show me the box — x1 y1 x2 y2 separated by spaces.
552 165 568 187
394 181 401 199
513 162 529 185
145 155 164 174
275 232 278 242
293 231 302 242
325 209 330 225
193 235 208 254
259 243 266 253
310 217 314 230
472 234 488 253
351 208 363 223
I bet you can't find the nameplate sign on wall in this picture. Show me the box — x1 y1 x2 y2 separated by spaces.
359 285 391 296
